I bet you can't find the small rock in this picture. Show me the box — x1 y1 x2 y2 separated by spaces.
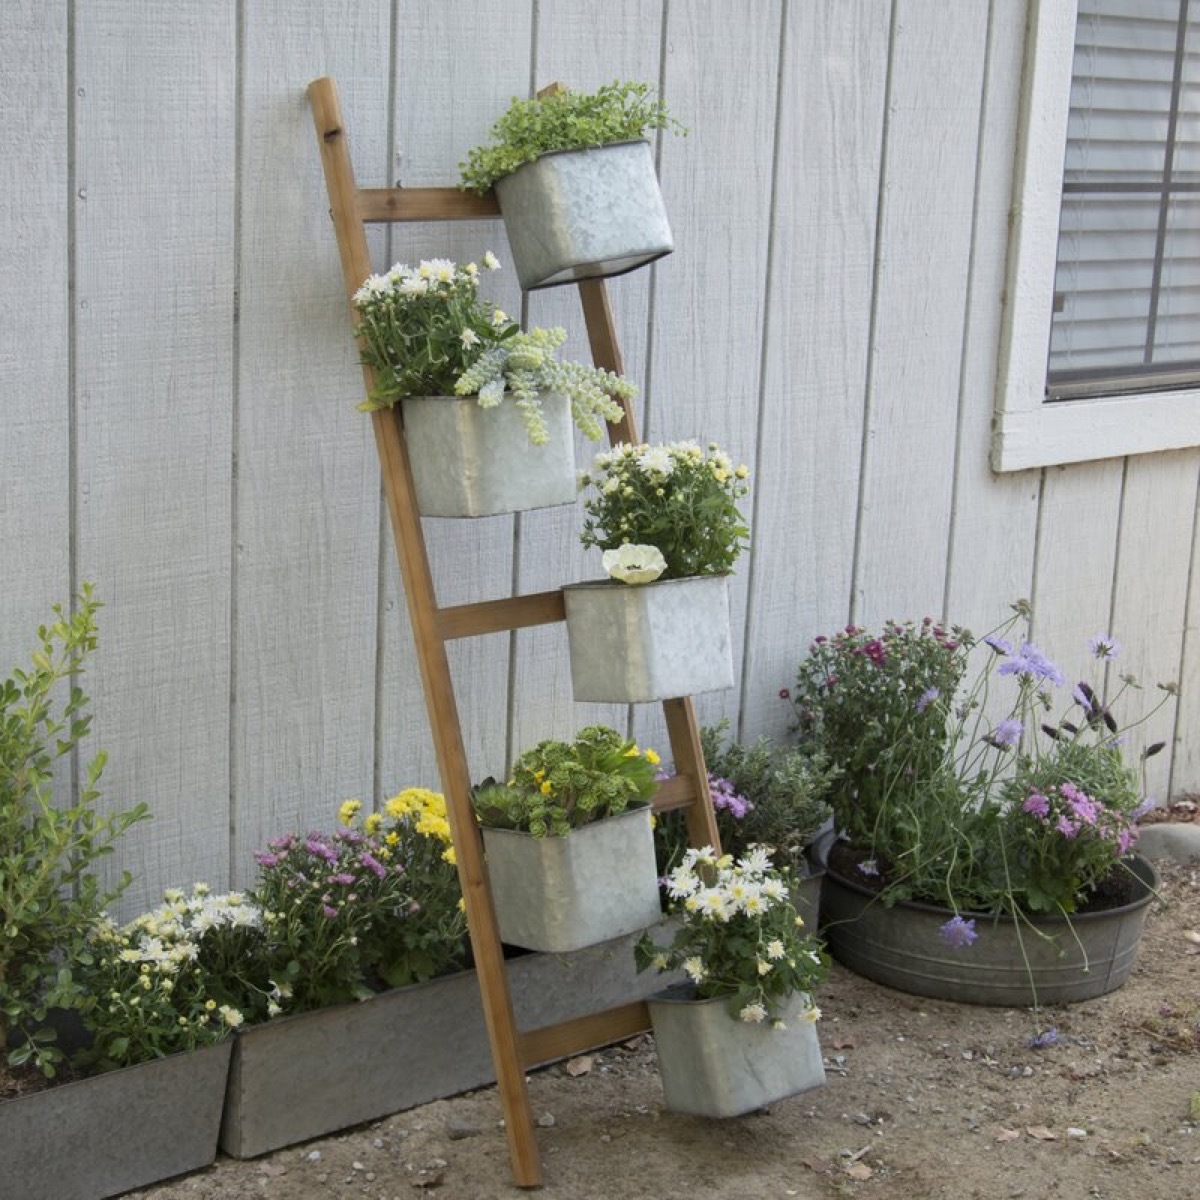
306 1151 322 1163
536 1112 556 1128
1067 1127 1088 1140
353 1161 366 1171
446 1117 482 1141
374 1138 385 1149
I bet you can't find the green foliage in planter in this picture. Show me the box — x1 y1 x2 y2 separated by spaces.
0 585 149 1076
459 80 685 195
473 725 659 837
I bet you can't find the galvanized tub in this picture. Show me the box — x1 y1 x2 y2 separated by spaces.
494 141 673 291
481 805 661 953
0 1041 231 1200
220 929 674 1158
647 987 825 1118
562 574 734 703
820 855 1158 1006
400 391 576 517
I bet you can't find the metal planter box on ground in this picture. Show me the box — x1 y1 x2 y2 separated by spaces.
220 929 672 1159
481 806 661 953
400 391 576 517
563 575 734 703
0 1041 231 1200
647 988 825 1118
494 141 673 291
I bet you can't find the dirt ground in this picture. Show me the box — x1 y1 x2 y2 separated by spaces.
126 858 1200 1200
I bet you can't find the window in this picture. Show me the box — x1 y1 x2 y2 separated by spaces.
992 0 1200 471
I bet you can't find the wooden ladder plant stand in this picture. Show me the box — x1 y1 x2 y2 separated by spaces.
308 76 722 1189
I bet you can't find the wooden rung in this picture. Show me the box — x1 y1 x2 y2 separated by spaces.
437 589 566 640
519 1001 651 1068
357 186 501 223
651 774 699 813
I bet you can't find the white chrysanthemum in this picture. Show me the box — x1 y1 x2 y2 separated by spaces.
743 894 767 916
491 309 508 326
766 939 786 961
651 953 670 972
800 1004 822 1024
739 1002 767 1024
682 956 706 983
756 959 772 976
666 866 700 899
637 445 674 476
399 276 428 297
761 877 787 902
741 846 772 875
460 328 480 349
219 1005 244 1029
483 250 501 270
602 543 667 586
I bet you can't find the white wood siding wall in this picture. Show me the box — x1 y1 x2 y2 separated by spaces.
3 0 1198 917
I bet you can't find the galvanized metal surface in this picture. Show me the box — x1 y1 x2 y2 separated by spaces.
494 141 673 290
481 805 661 953
820 855 1158 1006
0 1041 231 1200
220 929 674 1159
794 868 824 933
399 391 576 518
562 574 734 703
647 987 825 1118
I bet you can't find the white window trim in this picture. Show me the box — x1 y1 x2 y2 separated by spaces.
992 0 1200 473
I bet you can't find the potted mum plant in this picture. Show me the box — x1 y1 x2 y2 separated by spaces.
795 605 1168 1010
352 254 636 517
459 81 684 290
564 440 750 702
635 845 827 1117
472 725 662 953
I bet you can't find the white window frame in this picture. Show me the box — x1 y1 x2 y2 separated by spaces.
992 0 1200 472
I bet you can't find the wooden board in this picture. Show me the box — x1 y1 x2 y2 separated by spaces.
851 1 989 629
737 0 890 743
73 0 237 916
0 2 70 661
229 0 391 883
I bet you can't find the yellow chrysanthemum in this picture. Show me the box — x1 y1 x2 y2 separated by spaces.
644 748 661 765
364 812 383 835
337 798 362 827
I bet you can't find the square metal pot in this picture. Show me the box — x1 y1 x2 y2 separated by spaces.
0 1041 231 1200
562 574 734 703
400 391 576 517
494 141 674 291
481 805 662 953
647 988 825 1118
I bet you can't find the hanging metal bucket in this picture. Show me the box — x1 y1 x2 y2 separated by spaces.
562 574 734 703
647 988 826 1118
399 391 576 518
494 141 674 291
820 854 1158 1006
481 805 661 953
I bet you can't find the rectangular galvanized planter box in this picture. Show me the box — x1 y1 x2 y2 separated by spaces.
400 391 576 517
481 806 661 953
647 988 825 1118
494 141 673 291
220 928 671 1159
563 574 734 703
0 1041 232 1200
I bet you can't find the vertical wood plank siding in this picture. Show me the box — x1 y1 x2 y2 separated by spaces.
3 0 1196 912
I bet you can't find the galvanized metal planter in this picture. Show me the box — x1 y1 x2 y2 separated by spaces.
482 805 661 953
820 855 1158 1006
794 868 825 934
220 929 673 1159
647 987 825 1118
562 574 734 703
399 391 576 517
494 140 674 291
0 1041 231 1200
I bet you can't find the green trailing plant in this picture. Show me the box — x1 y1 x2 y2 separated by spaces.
0 585 149 1077
459 80 685 195
635 845 828 1025
352 254 634 444
578 441 750 583
473 725 660 837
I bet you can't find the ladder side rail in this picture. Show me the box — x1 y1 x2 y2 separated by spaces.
307 76 543 1188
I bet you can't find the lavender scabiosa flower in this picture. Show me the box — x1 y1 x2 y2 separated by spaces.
1088 634 1121 660
984 635 1013 656
988 718 1023 748
915 686 940 715
998 643 1065 686
939 915 978 948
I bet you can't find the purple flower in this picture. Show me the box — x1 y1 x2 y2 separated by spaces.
939 916 978 949
1072 683 1094 712
1056 815 1079 839
915 687 940 715
359 852 387 879
1061 782 1100 825
857 859 880 877
990 718 1023 748
984 635 1013 656
330 872 356 885
1029 1028 1058 1050
1117 827 1138 855
305 838 338 864
1088 634 1121 661
321 904 338 919
254 852 280 869
708 775 752 820
997 643 1065 686
1131 797 1157 821
1022 792 1050 818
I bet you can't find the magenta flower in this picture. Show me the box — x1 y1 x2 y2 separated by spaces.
1022 792 1050 818
321 904 338 919
939 915 978 949
359 852 387 879
1055 815 1079 839
330 872 356 885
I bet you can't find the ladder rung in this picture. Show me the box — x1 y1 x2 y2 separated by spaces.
438 590 566 640
357 186 502 223
652 774 700 813
519 1001 651 1068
